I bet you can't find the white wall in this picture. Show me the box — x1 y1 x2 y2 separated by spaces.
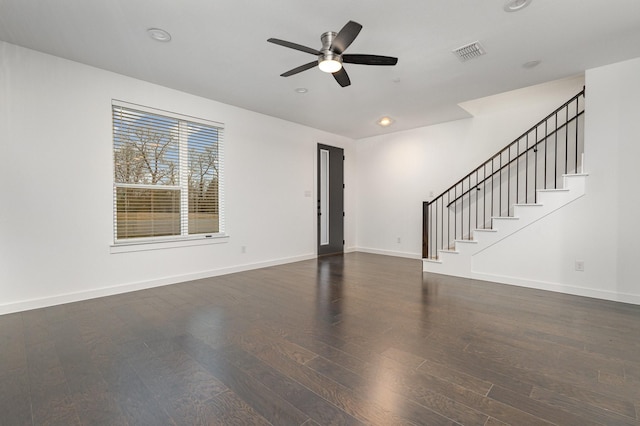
587 56 640 301
354 76 586 258
0 41 354 314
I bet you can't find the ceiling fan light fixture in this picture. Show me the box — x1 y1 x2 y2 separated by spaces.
319 58 343 73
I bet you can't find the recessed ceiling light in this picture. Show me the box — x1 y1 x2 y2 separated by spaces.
523 60 541 69
504 0 532 12
147 28 172 42
377 116 394 127
294 88 308 94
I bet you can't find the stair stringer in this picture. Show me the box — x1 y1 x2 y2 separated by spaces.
423 174 587 276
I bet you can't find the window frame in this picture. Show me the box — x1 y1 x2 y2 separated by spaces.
111 100 226 251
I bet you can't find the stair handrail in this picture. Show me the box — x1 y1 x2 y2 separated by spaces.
434 89 584 207
445 110 584 208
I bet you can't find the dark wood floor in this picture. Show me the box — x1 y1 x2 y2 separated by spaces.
1 253 639 425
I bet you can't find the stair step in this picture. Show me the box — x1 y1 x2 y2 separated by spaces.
455 239 478 245
474 228 497 233
513 203 543 207
423 258 442 264
537 188 569 193
564 173 588 177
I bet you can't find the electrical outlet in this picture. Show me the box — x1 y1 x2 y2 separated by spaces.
241 246 246 254
396 237 401 244
575 260 584 272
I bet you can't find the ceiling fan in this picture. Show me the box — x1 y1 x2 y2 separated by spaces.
267 20 398 87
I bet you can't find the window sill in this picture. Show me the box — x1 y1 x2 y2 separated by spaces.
110 234 229 254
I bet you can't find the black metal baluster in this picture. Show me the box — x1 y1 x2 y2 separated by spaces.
447 190 450 250
432 200 436 257
544 118 548 189
463 176 471 240
423 202 428 258
534 126 538 203
433 197 443 259
462 179 466 240
554 111 558 188
498 153 502 216
475 169 479 231
516 138 520 204
483 163 487 228
491 157 495 217
575 97 579 172
565 106 569 175
525 133 529 203
507 146 511 215
438 197 441 257
430 203 433 258
453 185 457 243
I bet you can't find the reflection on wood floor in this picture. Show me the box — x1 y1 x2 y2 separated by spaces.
1 252 639 425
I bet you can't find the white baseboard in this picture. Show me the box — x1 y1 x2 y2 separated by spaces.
0 253 316 316
485 273 640 306
355 246 422 260
429 269 640 306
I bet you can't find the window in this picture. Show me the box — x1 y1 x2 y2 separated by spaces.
112 101 224 244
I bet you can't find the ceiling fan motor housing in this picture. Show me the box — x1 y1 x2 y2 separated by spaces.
319 31 342 65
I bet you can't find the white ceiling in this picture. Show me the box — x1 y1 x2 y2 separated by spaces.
1 0 640 139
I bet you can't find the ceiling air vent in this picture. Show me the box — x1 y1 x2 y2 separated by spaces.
452 41 486 62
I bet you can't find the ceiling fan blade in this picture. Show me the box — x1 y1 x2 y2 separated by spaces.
342 54 398 66
332 67 351 87
267 38 321 55
280 61 317 77
330 21 362 54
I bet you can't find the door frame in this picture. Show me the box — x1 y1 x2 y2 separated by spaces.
317 143 344 256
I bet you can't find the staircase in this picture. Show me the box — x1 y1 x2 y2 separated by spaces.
423 173 587 274
422 90 585 274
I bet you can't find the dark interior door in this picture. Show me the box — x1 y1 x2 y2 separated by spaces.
317 144 344 256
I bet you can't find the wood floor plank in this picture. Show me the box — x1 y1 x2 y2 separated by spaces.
488 384 602 426
305 353 489 426
529 386 638 426
235 328 459 425
29 382 81 426
26 340 80 425
0 313 27 376
208 390 274 426
176 333 310 426
221 341 366 426
0 368 33 426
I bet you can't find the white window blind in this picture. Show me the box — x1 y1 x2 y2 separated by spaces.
112 101 224 243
